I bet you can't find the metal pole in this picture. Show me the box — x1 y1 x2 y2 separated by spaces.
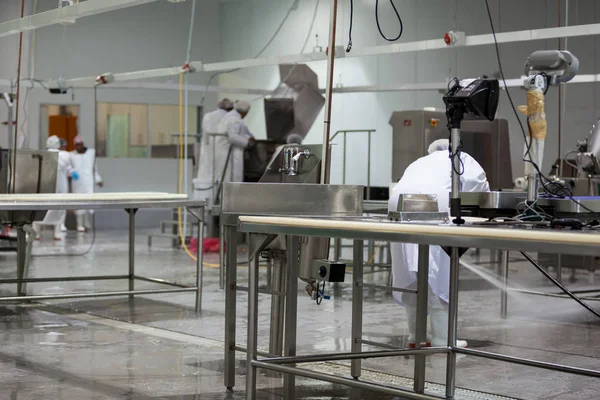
224 225 238 391
450 128 461 200
557 254 563 283
16 226 27 296
269 255 286 356
320 0 339 184
342 132 347 184
195 214 204 312
454 347 600 379
128 209 136 301
414 244 429 393
367 130 372 200
245 235 260 400
284 236 300 398
445 247 460 398
219 221 225 289
251 361 440 400
351 239 364 379
500 250 508 319
262 347 449 364
7 101 13 150
334 238 342 262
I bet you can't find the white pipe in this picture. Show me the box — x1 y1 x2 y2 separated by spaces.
0 0 160 39
47 21 600 88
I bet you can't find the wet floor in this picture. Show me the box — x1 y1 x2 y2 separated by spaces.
0 229 599 399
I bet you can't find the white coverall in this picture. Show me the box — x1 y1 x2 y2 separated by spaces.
33 150 74 239
196 108 228 204
388 150 489 346
215 109 254 183
70 148 102 229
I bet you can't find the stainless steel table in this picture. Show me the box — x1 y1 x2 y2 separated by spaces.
238 215 600 400
0 194 206 312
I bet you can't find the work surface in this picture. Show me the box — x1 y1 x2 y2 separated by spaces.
0 192 204 210
238 216 600 256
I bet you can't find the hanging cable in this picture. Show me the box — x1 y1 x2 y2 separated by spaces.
346 0 353 52
375 0 403 42
200 0 298 106
521 251 600 319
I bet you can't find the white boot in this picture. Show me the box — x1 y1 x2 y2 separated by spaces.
405 305 431 348
53 223 62 241
430 308 467 348
76 214 86 232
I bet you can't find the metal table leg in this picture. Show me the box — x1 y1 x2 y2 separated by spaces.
269 254 286 356
500 250 509 319
192 210 205 312
414 244 430 393
283 236 300 399
445 247 460 399
224 225 238 391
557 254 563 283
246 234 260 400
16 225 27 296
351 239 364 379
219 222 225 290
127 209 137 301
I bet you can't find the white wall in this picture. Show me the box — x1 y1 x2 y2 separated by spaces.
1 0 221 193
219 0 600 187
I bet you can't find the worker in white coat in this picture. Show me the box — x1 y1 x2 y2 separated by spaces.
215 100 255 183
196 98 233 203
388 139 489 348
33 136 76 240
70 135 103 232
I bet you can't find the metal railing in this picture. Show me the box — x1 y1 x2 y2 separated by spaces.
330 129 376 199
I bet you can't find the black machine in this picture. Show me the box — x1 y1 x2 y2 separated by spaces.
443 78 500 224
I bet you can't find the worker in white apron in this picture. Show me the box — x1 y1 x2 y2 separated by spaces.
196 98 233 206
70 136 103 232
388 139 489 348
33 136 76 240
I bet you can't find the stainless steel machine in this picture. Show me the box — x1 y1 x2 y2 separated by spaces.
389 110 512 190
221 140 364 391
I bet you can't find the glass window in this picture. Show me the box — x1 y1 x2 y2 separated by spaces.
95 102 198 159
96 103 148 158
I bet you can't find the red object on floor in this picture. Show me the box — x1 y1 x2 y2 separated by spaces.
189 237 223 254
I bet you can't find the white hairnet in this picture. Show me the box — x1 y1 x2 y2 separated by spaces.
217 98 233 111
234 100 251 114
286 133 303 144
427 139 450 154
46 135 61 150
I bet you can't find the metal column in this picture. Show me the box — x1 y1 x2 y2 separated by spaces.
445 247 460 398
127 209 137 301
283 236 300 398
195 213 204 312
224 225 238 390
500 250 509 319
351 239 364 379
414 244 430 393
246 234 260 400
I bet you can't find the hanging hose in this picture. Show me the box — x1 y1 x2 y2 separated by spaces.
520 251 600 319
